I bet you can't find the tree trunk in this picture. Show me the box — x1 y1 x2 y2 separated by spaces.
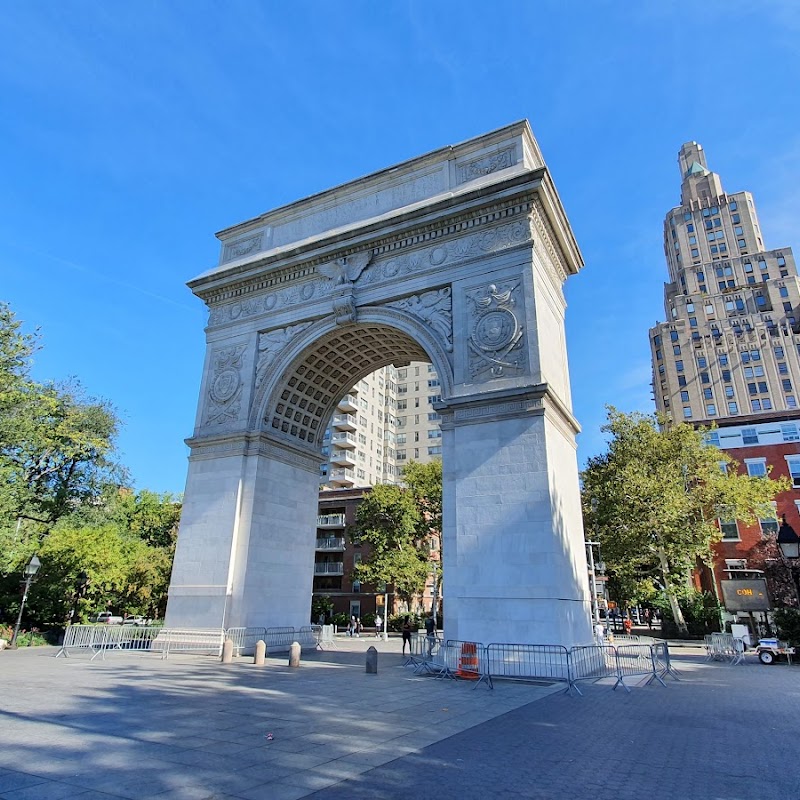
658 548 688 635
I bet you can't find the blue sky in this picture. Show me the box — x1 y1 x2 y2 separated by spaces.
2 2 799 494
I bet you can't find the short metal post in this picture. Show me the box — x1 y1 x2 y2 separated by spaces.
288 641 301 667
254 640 266 666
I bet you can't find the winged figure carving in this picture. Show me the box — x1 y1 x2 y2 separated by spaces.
318 251 372 285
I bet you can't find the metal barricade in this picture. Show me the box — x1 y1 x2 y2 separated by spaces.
56 625 168 661
437 639 491 688
703 634 715 661
708 632 745 664
158 628 225 657
615 644 666 692
568 645 618 695
317 624 338 650
651 641 680 682
485 643 570 693
297 625 318 648
264 626 296 652
607 634 639 645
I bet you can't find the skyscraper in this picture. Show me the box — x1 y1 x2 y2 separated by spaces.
650 142 798 425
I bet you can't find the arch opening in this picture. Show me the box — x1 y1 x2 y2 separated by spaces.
264 323 431 450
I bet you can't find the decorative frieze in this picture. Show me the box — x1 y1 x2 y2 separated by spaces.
466 281 527 381
205 203 534 328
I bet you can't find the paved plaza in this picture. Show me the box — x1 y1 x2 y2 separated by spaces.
0 637 798 799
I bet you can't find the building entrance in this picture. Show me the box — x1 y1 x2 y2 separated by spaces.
165 121 593 647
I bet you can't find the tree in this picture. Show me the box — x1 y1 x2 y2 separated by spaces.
350 484 429 603
402 460 442 542
582 408 789 634
0 306 124 573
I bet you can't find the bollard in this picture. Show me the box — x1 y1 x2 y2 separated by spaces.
288 641 301 667
254 639 266 666
221 638 234 664
366 645 378 674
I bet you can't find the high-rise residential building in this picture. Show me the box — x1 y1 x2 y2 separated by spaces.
649 142 798 425
649 143 800 628
319 361 440 489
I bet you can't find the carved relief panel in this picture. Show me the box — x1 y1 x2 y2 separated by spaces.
203 344 249 427
464 279 528 382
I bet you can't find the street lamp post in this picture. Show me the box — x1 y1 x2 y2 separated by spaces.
431 561 439 631
776 517 800 606
10 555 41 647
68 570 90 625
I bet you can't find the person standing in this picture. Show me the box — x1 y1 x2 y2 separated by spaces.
424 614 435 656
401 617 412 655
375 613 383 638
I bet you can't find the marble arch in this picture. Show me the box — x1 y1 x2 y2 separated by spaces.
165 121 593 647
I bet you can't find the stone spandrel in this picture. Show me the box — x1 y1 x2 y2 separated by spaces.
206 121 544 276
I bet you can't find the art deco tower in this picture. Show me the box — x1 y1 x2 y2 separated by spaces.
649 143 799 424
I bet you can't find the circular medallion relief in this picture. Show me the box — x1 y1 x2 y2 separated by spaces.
473 309 518 351
210 369 240 404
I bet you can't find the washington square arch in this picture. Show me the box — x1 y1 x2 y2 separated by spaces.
165 121 594 648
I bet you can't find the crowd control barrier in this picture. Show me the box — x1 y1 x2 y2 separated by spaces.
485 643 571 692
56 624 320 661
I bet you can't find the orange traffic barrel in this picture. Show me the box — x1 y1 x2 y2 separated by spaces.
456 641 480 680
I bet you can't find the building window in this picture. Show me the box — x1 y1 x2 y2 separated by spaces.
746 459 767 478
680 391 690 402
703 388 713 399
701 372 710 384
719 518 740 541
697 356 707 368
675 360 684 372
759 506 779 536
742 428 758 445
751 399 762 412
678 376 687 387
788 396 798 409
705 431 720 447
722 369 731 382
672 345 680 356
427 446 442 456
786 457 800 487
781 424 799 442
725 386 735 398
779 362 789 375
670 330 679 342
728 402 739 414
706 404 717 416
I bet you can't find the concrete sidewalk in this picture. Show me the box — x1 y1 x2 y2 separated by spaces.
1 639 798 799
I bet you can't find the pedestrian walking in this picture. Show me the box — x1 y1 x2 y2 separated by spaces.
424 614 435 655
401 616 412 655
623 616 633 635
375 613 382 638
349 615 356 637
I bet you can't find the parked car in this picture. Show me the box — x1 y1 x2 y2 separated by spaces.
122 615 148 626
93 612 123 625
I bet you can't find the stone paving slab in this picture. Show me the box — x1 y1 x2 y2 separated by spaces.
0 638 560 799
3 641 798 799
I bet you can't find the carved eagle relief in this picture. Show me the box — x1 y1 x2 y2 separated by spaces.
317 251 372 285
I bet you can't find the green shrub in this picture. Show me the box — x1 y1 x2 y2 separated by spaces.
774 608 800 647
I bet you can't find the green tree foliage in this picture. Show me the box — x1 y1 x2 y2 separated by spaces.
0 306 180 629
402 460 442 541
582 408 789 633
350 484 429 602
